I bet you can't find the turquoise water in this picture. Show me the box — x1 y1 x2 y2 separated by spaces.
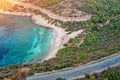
0 14 52 67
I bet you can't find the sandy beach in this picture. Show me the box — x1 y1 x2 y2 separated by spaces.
31 14 85 61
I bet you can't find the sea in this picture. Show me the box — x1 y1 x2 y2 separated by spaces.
0 14 52 67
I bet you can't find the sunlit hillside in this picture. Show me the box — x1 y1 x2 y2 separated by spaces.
37 0 61 7
0 0 14 10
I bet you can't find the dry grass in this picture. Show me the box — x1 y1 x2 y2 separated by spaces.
46 0 88 18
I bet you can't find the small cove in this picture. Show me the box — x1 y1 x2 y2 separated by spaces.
0 14 52 67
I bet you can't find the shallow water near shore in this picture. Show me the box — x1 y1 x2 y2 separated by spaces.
0 14 52 67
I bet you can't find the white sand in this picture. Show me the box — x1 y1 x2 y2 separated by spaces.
31 14 85 60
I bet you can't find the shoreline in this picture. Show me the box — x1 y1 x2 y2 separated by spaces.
0 10 84 61
0 10 67 61
31 14 67 61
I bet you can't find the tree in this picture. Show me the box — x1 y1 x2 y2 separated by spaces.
102 68 120 80
90 75 96 80
103 78 108 80
56 78 65 80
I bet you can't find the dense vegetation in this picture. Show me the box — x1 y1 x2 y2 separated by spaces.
102 68 120 80
60 0 120 31
75 66 120 80
1 0 120 79
27 0 120 75
27 15 120 76
82 0 120 22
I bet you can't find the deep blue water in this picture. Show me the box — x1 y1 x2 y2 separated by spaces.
0 14 52 67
